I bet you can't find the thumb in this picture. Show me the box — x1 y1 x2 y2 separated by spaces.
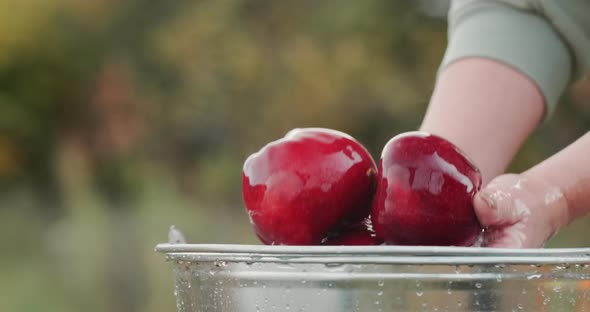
473 175 523 227
473 189 501 227
473 182 527 248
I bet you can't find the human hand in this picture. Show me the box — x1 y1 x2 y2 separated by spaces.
473 173 569 248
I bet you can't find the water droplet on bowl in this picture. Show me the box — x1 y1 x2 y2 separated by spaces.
527 274 542 280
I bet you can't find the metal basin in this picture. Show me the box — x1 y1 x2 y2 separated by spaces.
156 231 590 311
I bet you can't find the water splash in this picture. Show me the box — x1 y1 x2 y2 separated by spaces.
168 225 187 244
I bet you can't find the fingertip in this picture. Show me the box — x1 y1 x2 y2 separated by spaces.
474 191 494 210
473 190 500 228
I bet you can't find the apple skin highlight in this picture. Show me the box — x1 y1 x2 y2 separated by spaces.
243 128 377 245
371 131 482 246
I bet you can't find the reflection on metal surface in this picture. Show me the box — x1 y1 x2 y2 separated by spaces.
157 242 590 311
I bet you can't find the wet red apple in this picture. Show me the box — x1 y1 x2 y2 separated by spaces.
242 128 377 245
371 131 482 246
323 219 382 246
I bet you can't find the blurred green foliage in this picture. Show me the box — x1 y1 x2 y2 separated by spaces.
0 1 588 311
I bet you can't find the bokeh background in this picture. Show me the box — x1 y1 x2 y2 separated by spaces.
1 1 589 311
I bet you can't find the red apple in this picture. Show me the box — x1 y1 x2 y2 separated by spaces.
242 128 377 245
371 131 482 246
323 219 383 246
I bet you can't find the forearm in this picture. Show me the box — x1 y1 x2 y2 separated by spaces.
524 131 590 222
421 0 574 185
420 58 544 184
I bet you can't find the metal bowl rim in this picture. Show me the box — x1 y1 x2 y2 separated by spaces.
155 243 590 260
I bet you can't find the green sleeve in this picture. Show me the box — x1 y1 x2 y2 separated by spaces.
441 2 573 122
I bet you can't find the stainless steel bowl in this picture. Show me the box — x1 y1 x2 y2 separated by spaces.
156 229 590 312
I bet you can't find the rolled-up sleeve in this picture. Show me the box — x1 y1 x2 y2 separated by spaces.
441 0 573 121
